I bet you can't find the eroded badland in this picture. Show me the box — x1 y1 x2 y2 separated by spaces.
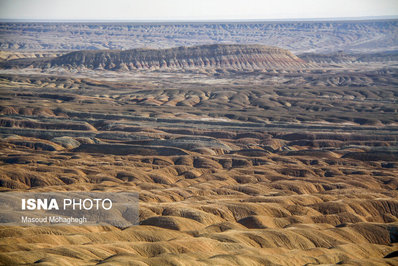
0 21 398 265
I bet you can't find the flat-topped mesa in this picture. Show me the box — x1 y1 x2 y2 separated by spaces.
47 44 307 70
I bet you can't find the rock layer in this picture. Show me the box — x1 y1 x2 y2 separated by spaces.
3 44 308 70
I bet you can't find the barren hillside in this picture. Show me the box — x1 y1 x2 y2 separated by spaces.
2 44 308 70
0 20 397 266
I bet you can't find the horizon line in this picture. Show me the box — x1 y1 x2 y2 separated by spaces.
1 15 397 23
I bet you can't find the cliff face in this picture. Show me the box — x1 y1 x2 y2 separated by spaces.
46 44 307 70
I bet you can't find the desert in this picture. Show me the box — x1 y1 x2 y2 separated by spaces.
0 19 397 265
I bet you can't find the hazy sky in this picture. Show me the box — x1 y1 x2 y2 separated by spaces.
0 0 397 21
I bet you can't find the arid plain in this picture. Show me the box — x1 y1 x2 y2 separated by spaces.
0 20 398 265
